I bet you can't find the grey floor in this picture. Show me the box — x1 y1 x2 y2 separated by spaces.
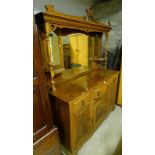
78 105 122 155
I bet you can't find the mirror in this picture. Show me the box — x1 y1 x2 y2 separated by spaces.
48 31 103 72
62 33 103 69
62 33 96 69
49 32 60 65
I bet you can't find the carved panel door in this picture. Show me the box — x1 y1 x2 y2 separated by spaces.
92 85 108 129
33 22 53 142
70 93 91 151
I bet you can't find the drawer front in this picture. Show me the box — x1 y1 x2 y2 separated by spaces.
92 85 108 128
33 128 60 155
70 93 91 151
93 86 106 100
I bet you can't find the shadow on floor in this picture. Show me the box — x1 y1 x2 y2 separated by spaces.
112 138 122 155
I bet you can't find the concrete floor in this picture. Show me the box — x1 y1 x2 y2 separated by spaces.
78 105 122 155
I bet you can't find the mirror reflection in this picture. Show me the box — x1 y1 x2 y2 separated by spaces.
49 31 102 71
63 33 89 69
49 32 60 65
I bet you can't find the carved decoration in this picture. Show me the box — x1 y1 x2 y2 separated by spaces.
83 7 97 22
45 5 55 12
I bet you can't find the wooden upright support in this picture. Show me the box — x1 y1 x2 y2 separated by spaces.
104 32 109 69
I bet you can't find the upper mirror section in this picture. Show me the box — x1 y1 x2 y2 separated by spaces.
35 4 112 74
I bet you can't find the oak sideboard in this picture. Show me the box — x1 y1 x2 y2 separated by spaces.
48 69 119 154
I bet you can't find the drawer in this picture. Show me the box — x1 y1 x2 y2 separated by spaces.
33 128 60 155
71 93 90 106
93 86 105 100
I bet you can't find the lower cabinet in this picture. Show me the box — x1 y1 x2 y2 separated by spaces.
49 73 119 155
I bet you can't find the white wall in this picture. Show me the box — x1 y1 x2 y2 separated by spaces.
94 0 122 52
33 0 89 16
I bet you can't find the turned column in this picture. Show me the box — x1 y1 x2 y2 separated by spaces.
45 22 56 92
104 32 109 69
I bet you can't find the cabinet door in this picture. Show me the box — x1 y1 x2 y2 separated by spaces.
107 76 118 112
92 85 108 129
33 22 53 142
70 94 91 150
